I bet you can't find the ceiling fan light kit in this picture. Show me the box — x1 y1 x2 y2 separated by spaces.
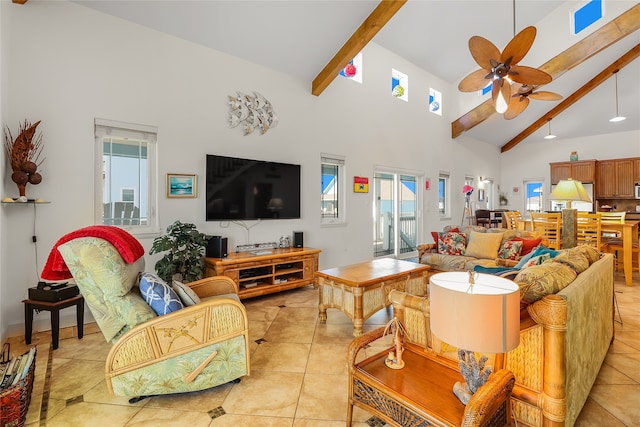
609 70 626 122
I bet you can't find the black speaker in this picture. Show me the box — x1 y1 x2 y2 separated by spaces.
206 236 228 258
293 231 303 248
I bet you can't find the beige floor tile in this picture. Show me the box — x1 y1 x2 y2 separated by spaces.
46 401 140 427
82 379 149 406
588 384 640 426
222 370 304 417
263 321 317 344
602 352 640 383
612 330 640 353
53 331 110 361
245 305 281 323
273 306 319 323
49 359 105 401
139 382 235 411
211 414 294 426
251 342 311 372
574 397 627 426
125 407 213 426
306 343 349 375
295 373 348 421
248 319 270 342
594 363 637 385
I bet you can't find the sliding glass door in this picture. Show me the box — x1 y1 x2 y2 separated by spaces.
373 171 420 259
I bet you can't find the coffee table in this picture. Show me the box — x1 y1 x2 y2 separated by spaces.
315 258 430 336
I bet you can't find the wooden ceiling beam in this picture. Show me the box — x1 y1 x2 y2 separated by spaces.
12 0 28 3
501 43 640 153
451 3 640 139
311 0 406 96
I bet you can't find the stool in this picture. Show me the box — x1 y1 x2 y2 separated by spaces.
23 295 84 350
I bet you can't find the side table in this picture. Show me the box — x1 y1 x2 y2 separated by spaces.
23 295 84 350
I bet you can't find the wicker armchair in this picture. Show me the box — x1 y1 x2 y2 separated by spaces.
55 235 250 400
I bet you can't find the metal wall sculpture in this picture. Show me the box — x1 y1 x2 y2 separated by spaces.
227 91 278 135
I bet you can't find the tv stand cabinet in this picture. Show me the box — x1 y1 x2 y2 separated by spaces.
204 247 321 299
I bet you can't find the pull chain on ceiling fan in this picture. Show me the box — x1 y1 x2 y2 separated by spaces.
458 0 554 115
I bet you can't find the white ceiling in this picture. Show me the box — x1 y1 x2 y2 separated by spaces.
73 0 640 149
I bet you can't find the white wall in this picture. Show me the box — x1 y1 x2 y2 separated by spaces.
0 0 6 340
501 130 640 212
0 1 502 338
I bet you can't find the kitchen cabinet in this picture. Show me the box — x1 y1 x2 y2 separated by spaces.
634 158 640 183
550 160 595 184
596 159 635 198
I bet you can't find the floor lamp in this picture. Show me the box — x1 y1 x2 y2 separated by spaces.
429 271 520 404
549 179 592 248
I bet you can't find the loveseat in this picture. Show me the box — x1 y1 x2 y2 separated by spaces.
415 227 615 426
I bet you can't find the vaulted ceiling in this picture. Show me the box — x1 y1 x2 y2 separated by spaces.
67 1 640 151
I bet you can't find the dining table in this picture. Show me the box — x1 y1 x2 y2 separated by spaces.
601 219 639 286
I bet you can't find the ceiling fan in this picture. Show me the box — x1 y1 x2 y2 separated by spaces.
504 84 563 120
458 25 553 113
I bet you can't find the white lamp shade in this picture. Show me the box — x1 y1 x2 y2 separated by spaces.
430 272 520 354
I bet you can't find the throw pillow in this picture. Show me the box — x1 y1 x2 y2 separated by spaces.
464 231 503 259
437 231 467 256
432 227 460 253
172 280 201 306
139 272 184 315
514 245 558 269
552 249 590 274
511 237 542 255
515 261 577 308
521 253 551 268
498 240 523 260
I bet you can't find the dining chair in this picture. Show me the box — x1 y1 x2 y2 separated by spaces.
531 212 562 250
600 212 626 240
475 209 491 228
503 211 523 230
576 212 602 249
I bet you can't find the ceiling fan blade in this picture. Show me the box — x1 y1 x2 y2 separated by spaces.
458 69 491 91
529 91 563 101
504 97 529 120
501 26 536 65
469 36 501 69
509 65 552 85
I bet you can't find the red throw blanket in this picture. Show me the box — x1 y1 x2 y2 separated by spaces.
41 225 145 280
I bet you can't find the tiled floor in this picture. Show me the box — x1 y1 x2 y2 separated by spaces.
7 269 640 426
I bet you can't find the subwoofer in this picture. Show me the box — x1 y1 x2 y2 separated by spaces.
206 236 228 258
293 231 303 248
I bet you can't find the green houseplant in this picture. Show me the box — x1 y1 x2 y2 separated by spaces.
149 220 209 283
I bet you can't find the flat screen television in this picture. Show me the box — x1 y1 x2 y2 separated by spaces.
206 154 301 221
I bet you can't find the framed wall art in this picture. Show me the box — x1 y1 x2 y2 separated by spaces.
167 173 197 198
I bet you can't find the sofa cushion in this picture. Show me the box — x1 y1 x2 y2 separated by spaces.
573 244 600 264
464 231 503 259
515 261 577 308
553 248 590 274
498 240 523 260
172 280 201 306
437 231 467 255
421 253 475 271
139 273 184 315
511 236 543 255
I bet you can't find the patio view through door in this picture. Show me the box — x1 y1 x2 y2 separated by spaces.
373 171 419 259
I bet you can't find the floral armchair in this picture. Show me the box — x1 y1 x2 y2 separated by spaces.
55 235 250 399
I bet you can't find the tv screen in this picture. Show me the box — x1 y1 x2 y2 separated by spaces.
206 154 301 221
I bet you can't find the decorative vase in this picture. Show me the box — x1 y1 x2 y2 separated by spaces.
570 151 578 162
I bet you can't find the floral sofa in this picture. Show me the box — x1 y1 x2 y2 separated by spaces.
416 227 615 426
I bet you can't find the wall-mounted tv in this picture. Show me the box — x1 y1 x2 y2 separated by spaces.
206 154 301 221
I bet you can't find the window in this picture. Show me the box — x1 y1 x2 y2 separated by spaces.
94 118 158 234
321 154 345 225
524 180 544 213
438 172 450 218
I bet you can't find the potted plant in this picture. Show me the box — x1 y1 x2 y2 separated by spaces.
149 220 209 283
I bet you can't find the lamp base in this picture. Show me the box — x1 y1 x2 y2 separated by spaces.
561 208 578 249
454 349 491 405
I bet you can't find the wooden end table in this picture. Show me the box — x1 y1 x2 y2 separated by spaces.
23 295 84 350
315 258 430 336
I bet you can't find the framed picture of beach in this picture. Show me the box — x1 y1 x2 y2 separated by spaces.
167 173 197 198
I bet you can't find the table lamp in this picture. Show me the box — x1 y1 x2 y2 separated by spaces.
430 271 520 404
549 178 592 248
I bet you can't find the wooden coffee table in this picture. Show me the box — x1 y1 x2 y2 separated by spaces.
314 258 430 336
